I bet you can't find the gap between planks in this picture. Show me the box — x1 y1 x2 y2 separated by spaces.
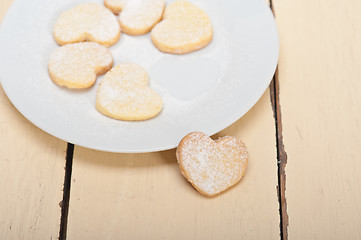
57 3 288 240
269 1 288 239
59 83 289 240
270 73 289 240
58 82 289 240
59 143 74 240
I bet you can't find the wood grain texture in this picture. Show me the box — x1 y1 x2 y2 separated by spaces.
0 1 67 239
67 90 279 240
273 0 361 239
0 88 67 239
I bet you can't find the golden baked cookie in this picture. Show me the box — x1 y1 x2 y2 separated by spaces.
176 132 248 197
54 3 121 47
104 0 165 35
96 63 163 121
151 1 213 54
48 42 113 89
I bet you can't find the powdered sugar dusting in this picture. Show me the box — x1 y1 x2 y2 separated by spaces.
120 0 165 33
105 0 165 35
48 42 113 88
54 3 121 46
151 0 213 54
105 0 127 13
103 63 149 88
96 63 163 120
177 132 248 196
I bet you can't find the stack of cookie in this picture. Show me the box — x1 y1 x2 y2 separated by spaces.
48 0 213 121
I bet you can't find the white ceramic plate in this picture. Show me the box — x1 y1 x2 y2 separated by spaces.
0 0 279 153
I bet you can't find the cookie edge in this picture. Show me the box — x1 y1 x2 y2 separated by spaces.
176 132 248 197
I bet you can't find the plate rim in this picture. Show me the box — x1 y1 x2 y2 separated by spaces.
0 0 279 153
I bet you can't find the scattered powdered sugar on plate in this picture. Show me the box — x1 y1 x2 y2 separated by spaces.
0 0 278 152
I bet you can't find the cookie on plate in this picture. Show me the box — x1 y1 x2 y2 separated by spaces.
96 63 163 121
104 0 165 35
176 132 248 197
151 1 213 54
48 42 113 89
54 3 121 47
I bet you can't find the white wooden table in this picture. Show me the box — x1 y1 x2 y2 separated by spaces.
1 0 361 239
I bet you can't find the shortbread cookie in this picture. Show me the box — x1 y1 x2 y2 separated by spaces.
54 3 121 47
151 1 213 54
48 42 113 89
176 132 248 197
96 63 163 121
104 0 165 35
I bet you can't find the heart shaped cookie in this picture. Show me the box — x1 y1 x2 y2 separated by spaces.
96 63 163 121
151 1 213 54
104 0 165 35
48 42 113 89
54 3 121 47
176 132 248 197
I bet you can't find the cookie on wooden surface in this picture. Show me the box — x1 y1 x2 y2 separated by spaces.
54 3 121 47
96 63 163 121
151 1 213 54
48 42 113 89
104 0 165 35
176 132 248 197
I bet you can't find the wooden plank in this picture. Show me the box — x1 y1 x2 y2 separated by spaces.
273 0 361 239
0 0 13 23
0 89 67 239
0 2 67 239
67 89 280 240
